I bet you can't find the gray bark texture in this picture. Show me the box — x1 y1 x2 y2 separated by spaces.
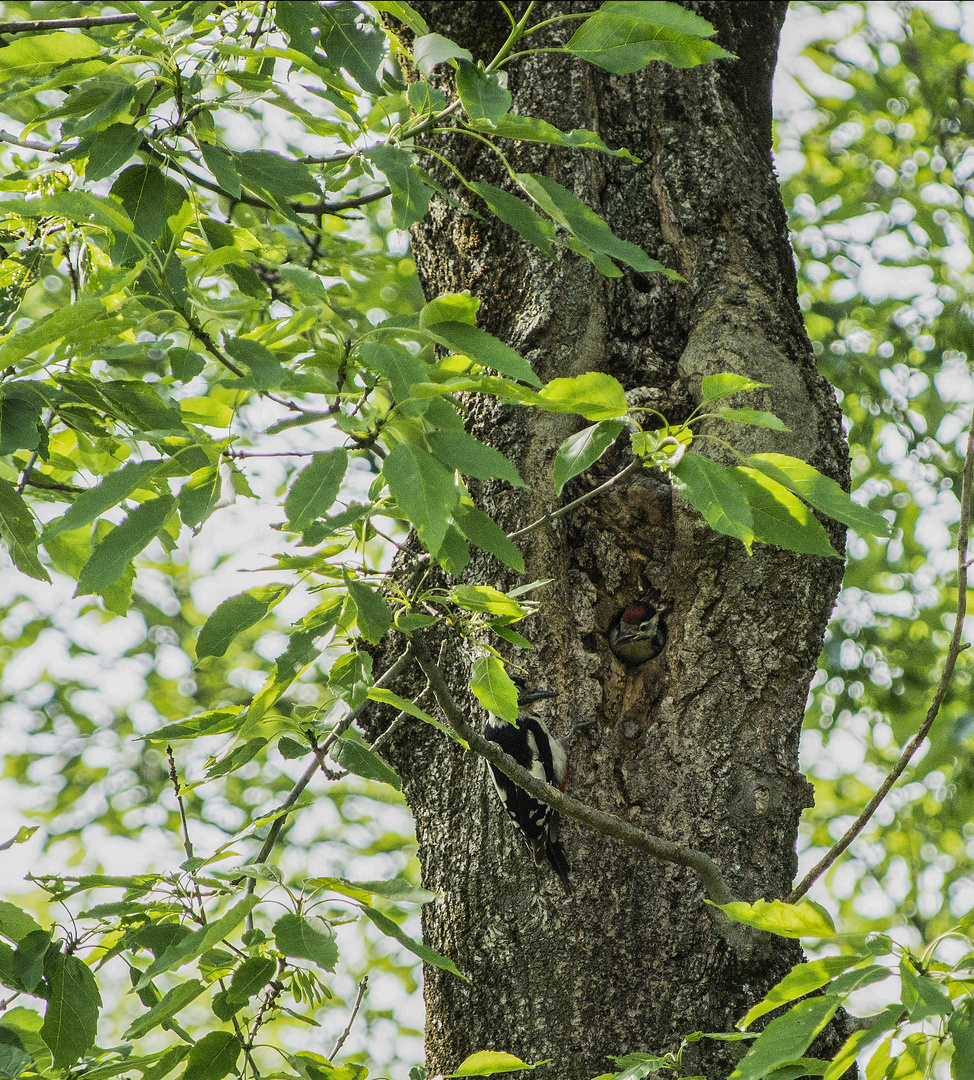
373 3 851 1076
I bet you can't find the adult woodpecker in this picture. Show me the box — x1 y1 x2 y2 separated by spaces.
608 600 667 665
483 677 572 892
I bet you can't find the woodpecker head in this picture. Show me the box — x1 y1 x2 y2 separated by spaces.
608 600 667 665
511 675 556 714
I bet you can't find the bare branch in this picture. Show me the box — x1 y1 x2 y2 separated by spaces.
330 975 369 1059
0 129 57 152
409 636 737 906
0 13 138 32
788 420 974 903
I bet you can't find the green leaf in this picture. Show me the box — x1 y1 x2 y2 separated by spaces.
823 1004 905 1080
427 430 525 487
225 957 277 1005
76 493 176 595
370 1 429 34
356 902 466 979
111 164 167 241
0 478 51 582
455 60 511 122
124 980 206 1039
329 650 373 710
143 708 242 742
0 298 106 366
42 460 162 541
450 584 527 619
468 181 555 257
235 149 319 198
905 972 952 1023
553 419 624 494
198 142 241 198
716 407 789 431
536 373 628 421
949 998 974 1080
273 914 338 971
729 998 837 1080
365 145 432 228
714 899 836 939
453 503 525 573
746 453 891 538
473 114 639 161
671 453 754 551
86 122 143 182
178 1031 240 1080
435 524 470 574
117 1 164 34
420 291 480 327
40 949 101 1069
0 385 43 454
383 442 458 554
0 902 44 946
728 468 839 558
178 466 225 531
344 574 393 644
516 173 677 277
225 336 288 389
360 342 427 402
408 79 446 114
285 450 349 529
471 655 517 723
197 584 292 659
319 1 384 95
0 32 101 78
331 734 402 789
13 929 52 993
308 875 436 905
450 1051 542 1076
412 33 472 76
699 374 770 402
423 322 540 386
135 898 258 990
367 687 462 741
566 1 735 75
739 955 864 1030
274 1 320 60
248 630 321 722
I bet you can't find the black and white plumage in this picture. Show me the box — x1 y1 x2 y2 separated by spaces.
483 679 571 892
608 600 667 665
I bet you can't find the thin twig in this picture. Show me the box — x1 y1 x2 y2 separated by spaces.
330 975 369 1059
410 636 737 906
507 458 643 541
167 745 207 918
248 0 270 48
788 421 974 903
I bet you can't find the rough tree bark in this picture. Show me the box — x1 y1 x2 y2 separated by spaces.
375 3 850 1077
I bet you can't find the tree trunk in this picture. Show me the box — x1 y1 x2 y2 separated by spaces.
380 3 849 1076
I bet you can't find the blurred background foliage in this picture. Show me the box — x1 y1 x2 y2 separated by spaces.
0 0 973 1072
777 1 974 957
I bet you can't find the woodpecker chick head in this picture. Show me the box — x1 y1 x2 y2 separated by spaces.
608 600 667 665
